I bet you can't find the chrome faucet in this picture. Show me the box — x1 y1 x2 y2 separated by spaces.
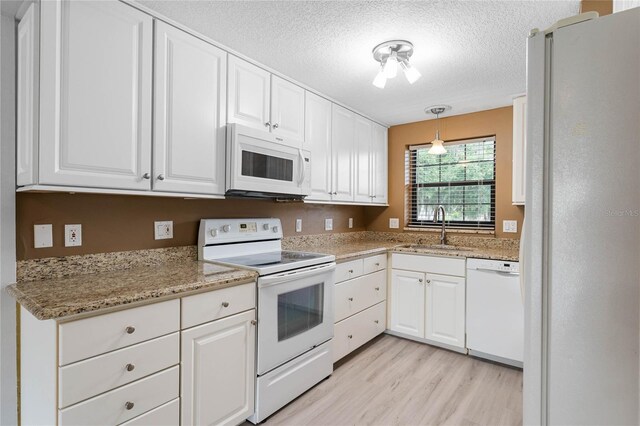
433 205 446 245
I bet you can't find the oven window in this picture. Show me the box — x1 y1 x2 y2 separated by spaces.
242 151 294 182
277 283 324 341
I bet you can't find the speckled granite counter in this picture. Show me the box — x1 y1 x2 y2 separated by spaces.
8 261 257 321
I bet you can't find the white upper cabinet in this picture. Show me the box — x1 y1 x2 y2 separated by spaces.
270 75 305 142
512 95 527 205
354 116 372 203
371 123 388 204
331 104 356 202
227 55 271 131
153 22 227 195
38 0 153 190
304 92 332 201
424 273 466 348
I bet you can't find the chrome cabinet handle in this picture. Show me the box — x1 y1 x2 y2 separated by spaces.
251 320 257 325
348 335 353 339
125 401 135 410
125 363 135 372
426 280 431 284
142 173 150 180
375 262 380 266
264 121 271 128
272 123 279 129
374 320 379 324
221 302 230 308
418 279 423 283
375 287 380 291
348 297 354 301
125 326 135 334
157 174 165 181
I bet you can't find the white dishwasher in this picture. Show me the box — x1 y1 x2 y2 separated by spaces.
466 258 523 367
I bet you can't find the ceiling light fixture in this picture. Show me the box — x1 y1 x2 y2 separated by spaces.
425 105 451 155
372 40 421 88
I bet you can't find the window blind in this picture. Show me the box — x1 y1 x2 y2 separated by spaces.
406 137 496 230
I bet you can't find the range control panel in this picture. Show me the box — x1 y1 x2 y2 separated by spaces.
198 218 283 246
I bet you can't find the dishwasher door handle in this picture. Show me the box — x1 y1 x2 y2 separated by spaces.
474 268 520 276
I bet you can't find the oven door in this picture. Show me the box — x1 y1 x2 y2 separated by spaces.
257 262 335 375
227 124 310 196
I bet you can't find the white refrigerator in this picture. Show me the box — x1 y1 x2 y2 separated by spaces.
523 8 640 425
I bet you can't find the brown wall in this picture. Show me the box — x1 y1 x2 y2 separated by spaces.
366 106 524 239
581 0 613 15
16 193 366 260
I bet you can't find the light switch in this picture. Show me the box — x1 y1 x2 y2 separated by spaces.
34 224 53 248
503 220 518 233
389 218 400 229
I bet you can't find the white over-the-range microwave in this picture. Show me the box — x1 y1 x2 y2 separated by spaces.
226 124 311 199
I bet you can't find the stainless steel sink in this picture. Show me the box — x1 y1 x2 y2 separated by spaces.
399 244 475 252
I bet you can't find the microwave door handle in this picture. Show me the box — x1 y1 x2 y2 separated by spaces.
298 149 305 185
259 262 336 287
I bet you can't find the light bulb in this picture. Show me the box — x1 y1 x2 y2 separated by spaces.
383 54 398 79
401 60 421 84
372 68 387 88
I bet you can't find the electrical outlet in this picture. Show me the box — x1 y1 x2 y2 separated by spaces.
389 218 400 229
64 224 82 247
324 218 333 231
154 221 174 240
34 224 53 248
296 219 302 233
348 218 353 229
503 220 518 233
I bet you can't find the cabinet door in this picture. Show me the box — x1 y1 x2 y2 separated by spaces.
371 123 388 204
270 75 305 143
181 310 256 426
425 273 466 348
354 116 372 203
512 95 526 205
389 269 425 338
39 0 153 190
304 92 332 201
227 55 270 131
153 22 226 195
331 104 355 202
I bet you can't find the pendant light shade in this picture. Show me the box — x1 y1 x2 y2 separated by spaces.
425 106 451 155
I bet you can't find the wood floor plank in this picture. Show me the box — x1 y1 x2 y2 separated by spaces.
248 334 523 426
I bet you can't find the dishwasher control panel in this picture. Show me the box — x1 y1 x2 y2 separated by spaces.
467 258 519 273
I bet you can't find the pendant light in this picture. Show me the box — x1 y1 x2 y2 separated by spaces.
372 40 421 88
425 106 451 155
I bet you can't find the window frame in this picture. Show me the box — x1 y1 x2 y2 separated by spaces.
407 137 496 230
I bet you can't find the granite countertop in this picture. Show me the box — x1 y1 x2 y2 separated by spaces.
292 240 520 262
8 261 257 321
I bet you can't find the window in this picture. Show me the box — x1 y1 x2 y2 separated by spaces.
408 137 495 229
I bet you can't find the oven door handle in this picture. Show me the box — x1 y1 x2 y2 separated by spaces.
258 262 336 287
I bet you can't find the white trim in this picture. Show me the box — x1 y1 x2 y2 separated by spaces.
17 184 226 200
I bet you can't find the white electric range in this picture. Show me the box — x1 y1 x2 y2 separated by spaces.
198 218 336 423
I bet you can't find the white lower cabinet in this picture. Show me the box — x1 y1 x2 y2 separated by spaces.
181 309 256 426
389 254 466 350
333 254 388 362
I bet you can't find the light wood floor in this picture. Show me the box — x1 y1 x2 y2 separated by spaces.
253 334 522 426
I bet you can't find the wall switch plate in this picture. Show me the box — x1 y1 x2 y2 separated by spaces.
503 220 518 233
389 218 400 229
64 224 82 247
295 219 302 233
348 218 353 229
34 224 53 248
154 221 174 240
324 218 333 231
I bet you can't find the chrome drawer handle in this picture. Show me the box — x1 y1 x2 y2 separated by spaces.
375 262 380 266
375 287 380 291
348 335 353 339
125 401 135 410
348 297 354 301
348 269 354 273
374 320 379 324
125 326 135 334
125 363 135 372
222 302 230 308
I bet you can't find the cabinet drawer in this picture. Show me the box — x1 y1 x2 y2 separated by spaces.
363 254 387 275
181 282 256 329
334 270 386 322
58 365 179 426
333 301 386 362
59 299 180 366
59 333 179 408
120 398 179 426
391 253 466 277
335 259 364 283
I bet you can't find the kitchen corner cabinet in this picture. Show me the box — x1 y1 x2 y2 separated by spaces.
304 92 333 201
371 123 388 204
331 105 357 201
389 254 466 350
153 21 227 195
512 95 527 205
227 56 305 144
354 116 373 203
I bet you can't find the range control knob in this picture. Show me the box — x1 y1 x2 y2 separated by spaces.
263 223 270 231
210 228 218 237
222 225 231 233
272 226 279 233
